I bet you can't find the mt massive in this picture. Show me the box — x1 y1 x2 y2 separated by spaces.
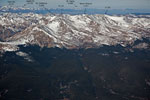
0 13 150 52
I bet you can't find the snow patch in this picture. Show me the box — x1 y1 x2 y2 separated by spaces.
16 51 33 62
47 21 59 33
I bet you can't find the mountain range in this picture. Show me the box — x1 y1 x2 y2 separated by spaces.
0 13 150 52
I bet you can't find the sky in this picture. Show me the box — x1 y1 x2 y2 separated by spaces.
0 0 150 9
